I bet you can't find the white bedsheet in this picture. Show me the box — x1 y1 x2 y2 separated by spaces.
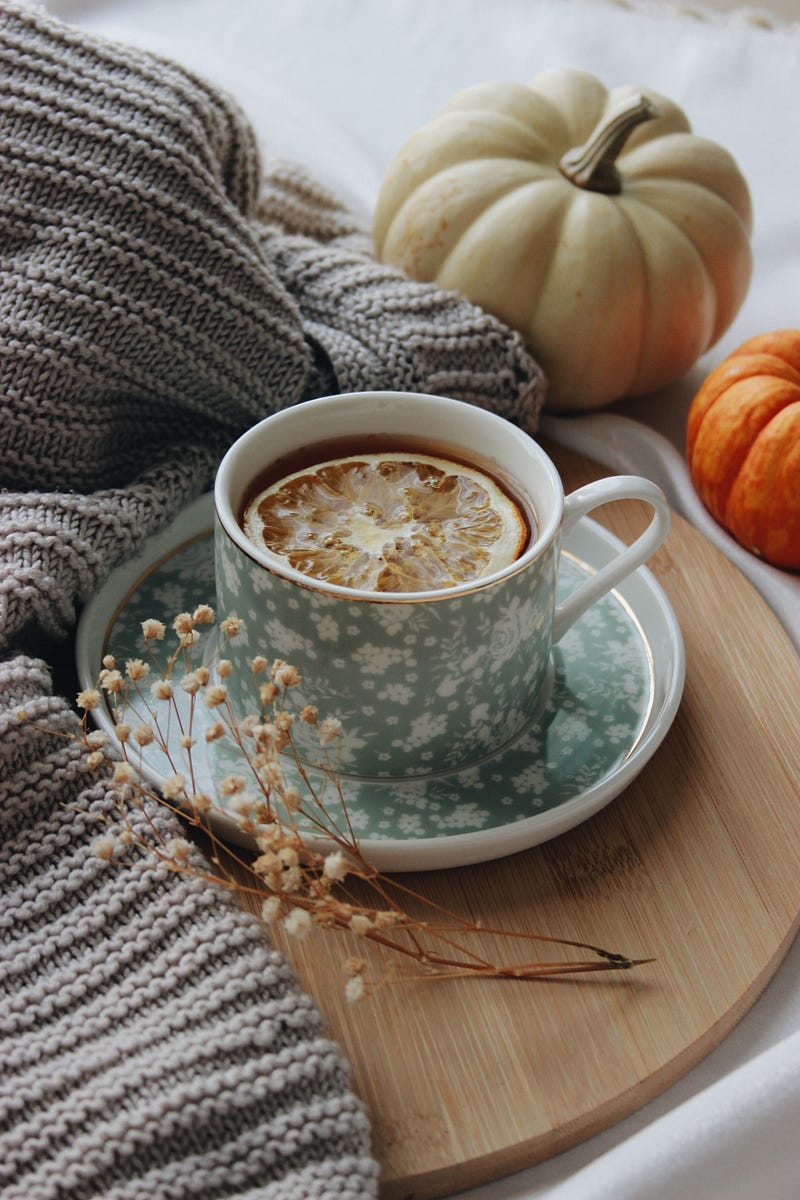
27 1 800 1195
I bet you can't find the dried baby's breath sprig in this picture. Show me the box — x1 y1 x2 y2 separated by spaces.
41 606 650 1003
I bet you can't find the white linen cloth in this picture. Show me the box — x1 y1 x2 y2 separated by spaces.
20 0 800 1196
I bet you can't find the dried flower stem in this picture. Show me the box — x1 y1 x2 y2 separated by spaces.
24 606 650 1001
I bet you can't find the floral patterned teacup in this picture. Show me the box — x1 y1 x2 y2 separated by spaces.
214 392 669 779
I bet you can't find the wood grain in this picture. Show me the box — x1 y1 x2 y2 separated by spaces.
238 444 800 1199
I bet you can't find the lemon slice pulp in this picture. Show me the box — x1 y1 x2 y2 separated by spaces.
243 452 528 593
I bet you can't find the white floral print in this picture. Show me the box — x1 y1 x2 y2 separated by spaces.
107 512 656 847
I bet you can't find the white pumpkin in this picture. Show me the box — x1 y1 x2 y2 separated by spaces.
374 69 753 411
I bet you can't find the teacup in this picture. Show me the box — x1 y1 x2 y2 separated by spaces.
214 391 670 779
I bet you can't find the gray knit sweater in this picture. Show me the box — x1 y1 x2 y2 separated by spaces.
0 3 546 1197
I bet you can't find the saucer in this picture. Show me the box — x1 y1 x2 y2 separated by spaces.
76 494 684 872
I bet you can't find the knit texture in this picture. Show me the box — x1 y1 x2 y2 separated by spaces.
0 0 545 650
0 658 379 1200
0 2 547 1195
256 166 542 423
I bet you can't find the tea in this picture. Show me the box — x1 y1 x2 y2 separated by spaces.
240 435 535 593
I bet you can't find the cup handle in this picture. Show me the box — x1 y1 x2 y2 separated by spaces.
552 476 670 644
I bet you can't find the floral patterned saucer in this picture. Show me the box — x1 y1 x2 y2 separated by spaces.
76 493 684 872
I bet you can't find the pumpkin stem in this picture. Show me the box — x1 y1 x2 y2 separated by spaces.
559 93 658 194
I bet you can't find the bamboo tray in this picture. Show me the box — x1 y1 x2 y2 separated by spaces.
249 443 800 1199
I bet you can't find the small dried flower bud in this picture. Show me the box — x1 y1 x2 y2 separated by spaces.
77 688 101 711
179 735 195 750
220 616 244 638
278 846 299 868
91 834 116 861
161 773 186 799
323 851 350 882
256 825 281 850
344 957 367 977
118 829 134 845
86 750 105 770
102 654 116 670
283 908 312 939
179 629 200 647
204 684 228 708
275 712 294 733
217 659 232 678
192 604 215 624
229 793 255 816
319 717 342 746
112 761 137 786
282 786 302 813
125 658 150 681
14 706 28 723
249 800 271 824
165 836 190 862
191 792 212 814
259 682 279 706
173 612 194 635
253 850 281 875
300 705 318 725
204 722 226 743
181 671 202 696
274 663 301 688
258 761 282 788
114 722 131 743
280 864 302 892
344 974 365 1004
251 656 268 675
349 913 373 936
141 619 166 641
373 910 400 929
220 773 247 795
195 666 210 686
133 724 155 747
239 715 260 737
150 679 173 701
100 669 124 694
260 896 282 923
86 730 107 748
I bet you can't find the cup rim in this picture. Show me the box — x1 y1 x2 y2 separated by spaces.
214 391 564 603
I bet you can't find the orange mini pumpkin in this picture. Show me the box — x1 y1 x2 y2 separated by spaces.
686 330 800 570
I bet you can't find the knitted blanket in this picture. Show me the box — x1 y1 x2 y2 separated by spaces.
0 3 546 1196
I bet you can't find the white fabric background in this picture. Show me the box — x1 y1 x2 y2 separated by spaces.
23 0 800 1196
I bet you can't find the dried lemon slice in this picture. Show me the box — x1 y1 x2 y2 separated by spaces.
243 452 528 593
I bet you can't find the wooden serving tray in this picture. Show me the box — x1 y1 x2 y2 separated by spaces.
247 444 800 1198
